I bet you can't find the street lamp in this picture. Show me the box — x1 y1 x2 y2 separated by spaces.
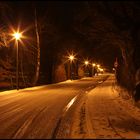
92 63 96 76
13 32 22 90
69 55 74 62
99 68 104 72
84 61 89 66
68 55 75 80
84 61 89 77
96 64 101 75
92 63 96 67
13 32 21 40
97 64 100 68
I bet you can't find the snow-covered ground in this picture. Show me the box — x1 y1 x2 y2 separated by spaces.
68 74 140 139
0 74 108 139
0 73 140 139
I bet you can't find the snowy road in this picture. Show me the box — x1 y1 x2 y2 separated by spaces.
0 74 108 139
0 74 140 139
70 75 140 139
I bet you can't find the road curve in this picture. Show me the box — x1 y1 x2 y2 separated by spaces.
0 74 109 139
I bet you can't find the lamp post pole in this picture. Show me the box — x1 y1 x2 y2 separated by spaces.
13 32 22 90
70 61 72 80
92 63 96 76
69 55 74 80
84 61 89 77
16 40 19 90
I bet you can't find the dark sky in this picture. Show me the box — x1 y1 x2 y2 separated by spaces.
5 1 122 70
8 1 77 34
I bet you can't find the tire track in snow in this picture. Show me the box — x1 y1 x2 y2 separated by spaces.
51 95 78 139
12 106 48 139
52 75 109 139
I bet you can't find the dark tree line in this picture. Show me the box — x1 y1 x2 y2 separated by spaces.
0 1 140 100
72 1 140 93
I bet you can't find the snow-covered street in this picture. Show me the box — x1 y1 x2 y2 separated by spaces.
71 75 140 139
0 74 140 139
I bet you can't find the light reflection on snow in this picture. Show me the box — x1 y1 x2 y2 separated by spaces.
0 86 46 95
65 96 78 112
22 86 46 91
98 81 103 84
65 80 73 83
59 80 74 84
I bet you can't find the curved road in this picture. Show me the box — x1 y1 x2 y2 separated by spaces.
1 74 139 139
0 74 108 139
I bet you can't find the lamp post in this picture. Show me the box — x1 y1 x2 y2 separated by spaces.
69 55 74 80
84 61 89 77
13 32 21 90
96 64 100 75
84 61 89 66
92 63 96 76
97 64 100 68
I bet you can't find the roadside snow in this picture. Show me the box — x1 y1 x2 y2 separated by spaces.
70 75 140 139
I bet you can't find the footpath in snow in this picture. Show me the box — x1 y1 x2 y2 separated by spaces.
70 75 140 139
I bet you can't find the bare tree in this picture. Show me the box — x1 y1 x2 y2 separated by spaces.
73 1 140 91
32 7 40 85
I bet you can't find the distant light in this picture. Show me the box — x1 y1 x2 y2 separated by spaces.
85 61 89 65
69 55 74 60
92 63 96 67
99 68 104 72
69 55 74 61
97 64 100 68
13 32 22 40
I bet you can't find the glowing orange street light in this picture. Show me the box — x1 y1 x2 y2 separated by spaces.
84 61 89 77
97 64 100 68
92 63 96 67
68 55 75 80
92 63 96 76
13 32 22 40
69 55 74 62
13 32 22 90
84 61 89 66
99 68 104 72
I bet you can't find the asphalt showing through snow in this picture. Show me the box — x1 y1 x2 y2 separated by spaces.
0 74 109 139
